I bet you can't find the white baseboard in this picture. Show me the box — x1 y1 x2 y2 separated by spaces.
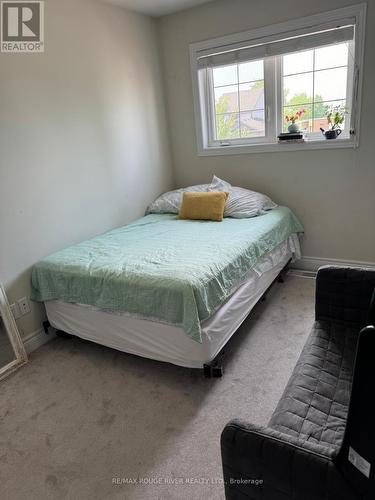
23 328 56 354
292 256 375 273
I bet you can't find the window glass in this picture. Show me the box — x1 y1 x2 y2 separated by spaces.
212 59 265 141
283 49 314 76
314 67 348 101
315 43 349 70
239 82 264 111
239 60 264 82
215 85 239 113
213 64 237 87
283 73 313 105
240 110 265 138
215 113 240 140
282 43 349 134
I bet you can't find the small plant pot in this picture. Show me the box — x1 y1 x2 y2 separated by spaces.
323 129 342 140
288 123 299 133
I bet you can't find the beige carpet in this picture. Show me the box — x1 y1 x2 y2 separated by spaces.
0 274 315 500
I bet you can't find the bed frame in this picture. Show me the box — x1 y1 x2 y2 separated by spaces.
42 258 291 378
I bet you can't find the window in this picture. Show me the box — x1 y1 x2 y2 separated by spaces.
190 4 366 155
213 60 265 141
282 43 351 135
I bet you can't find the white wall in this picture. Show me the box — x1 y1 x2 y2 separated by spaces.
158 0 375 265
0 0 173 338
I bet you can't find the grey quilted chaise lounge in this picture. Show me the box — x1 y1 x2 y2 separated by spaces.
221 266 375 500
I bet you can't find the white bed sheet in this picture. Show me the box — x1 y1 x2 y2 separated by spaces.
45 234 300 368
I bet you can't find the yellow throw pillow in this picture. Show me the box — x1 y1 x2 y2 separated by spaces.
178 191 228 221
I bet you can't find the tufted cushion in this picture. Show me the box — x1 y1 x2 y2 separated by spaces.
269 320 358 449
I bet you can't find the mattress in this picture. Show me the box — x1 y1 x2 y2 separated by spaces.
32 208 304 343
45 234 300 368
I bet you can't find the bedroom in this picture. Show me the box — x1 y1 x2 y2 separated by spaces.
0 0 374 498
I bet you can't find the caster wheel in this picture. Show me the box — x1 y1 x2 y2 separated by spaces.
212 366 223 378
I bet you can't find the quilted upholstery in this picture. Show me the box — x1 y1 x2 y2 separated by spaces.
269 320 357 448
221 266 375 500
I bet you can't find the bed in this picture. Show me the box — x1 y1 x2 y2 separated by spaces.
31 206 303 370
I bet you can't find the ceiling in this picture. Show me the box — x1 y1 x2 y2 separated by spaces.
107 0 217 17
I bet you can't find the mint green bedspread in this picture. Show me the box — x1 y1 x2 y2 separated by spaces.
31 207 303 343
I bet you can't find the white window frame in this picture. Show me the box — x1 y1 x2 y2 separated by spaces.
206 59 276 148
189 3 366 156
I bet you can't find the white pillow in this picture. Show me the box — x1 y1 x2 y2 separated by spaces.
209 176 277 218
146 183 210 214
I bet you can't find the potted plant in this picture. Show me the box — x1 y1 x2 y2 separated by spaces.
285 109 305 133
320 105 346 139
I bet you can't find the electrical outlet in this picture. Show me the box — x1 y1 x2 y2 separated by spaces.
10 303 21 320
18 297 31 316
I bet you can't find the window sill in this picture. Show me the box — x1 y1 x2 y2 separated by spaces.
198 137 357 156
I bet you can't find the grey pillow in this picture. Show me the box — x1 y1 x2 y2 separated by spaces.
146 176 277 218
209 176 277 218
146 183 210 214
